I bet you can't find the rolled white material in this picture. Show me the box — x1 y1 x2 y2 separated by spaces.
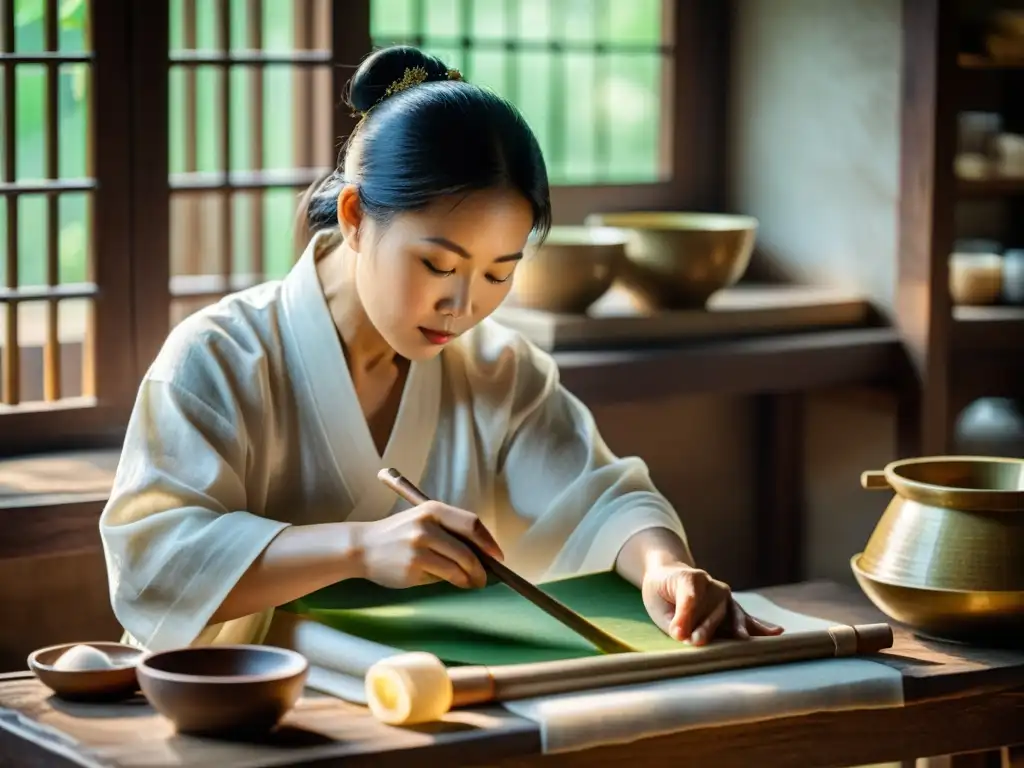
267 612 396 678
365 652 453 725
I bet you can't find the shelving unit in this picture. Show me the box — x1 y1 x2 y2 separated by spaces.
896 0 1024 455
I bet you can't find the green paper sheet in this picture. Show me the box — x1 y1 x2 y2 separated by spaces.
282 570 689 665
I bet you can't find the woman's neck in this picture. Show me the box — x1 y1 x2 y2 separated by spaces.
316 240 397 374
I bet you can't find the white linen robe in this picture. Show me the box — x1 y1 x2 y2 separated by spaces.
99 231 689 652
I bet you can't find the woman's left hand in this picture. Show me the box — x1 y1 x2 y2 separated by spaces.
643 561 785 646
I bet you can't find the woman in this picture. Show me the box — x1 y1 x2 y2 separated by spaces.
99 45 782 654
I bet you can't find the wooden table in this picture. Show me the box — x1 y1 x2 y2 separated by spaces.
1 581 1022 768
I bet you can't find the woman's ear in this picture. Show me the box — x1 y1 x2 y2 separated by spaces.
337 185 364 252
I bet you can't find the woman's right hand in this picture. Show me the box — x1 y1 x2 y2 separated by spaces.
354 502 504 589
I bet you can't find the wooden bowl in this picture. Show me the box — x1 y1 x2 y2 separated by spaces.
584 211 758 309
28 642 143 701
510 226 626 314
136 645 308 737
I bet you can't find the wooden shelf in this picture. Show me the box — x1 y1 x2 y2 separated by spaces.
957 177 1024 197
957 177 1024 198
957 53 1024 70
951 305 1024 351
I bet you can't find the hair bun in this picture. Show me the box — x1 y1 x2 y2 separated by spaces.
347 45 451 114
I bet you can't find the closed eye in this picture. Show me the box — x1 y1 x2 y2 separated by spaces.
422 259 455 277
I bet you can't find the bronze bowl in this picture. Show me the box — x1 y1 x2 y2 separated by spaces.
855 456 1024 642
509 226 627 314
583 211 757 309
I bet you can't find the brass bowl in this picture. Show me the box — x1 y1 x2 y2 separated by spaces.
136 645 308 737
584 212 757 309
510 226 626 314
851 555 1024 643
858 456 1024 593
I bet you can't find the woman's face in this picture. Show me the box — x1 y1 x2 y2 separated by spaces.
338 185 535 361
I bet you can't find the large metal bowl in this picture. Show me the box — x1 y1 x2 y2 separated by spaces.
584 211 758 309
854 456 1024 641
851 555 1024 642
509 226 627 314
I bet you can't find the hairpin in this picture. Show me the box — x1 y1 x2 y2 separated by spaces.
356 66 466 120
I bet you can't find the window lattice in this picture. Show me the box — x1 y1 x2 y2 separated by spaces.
370 0 670 186
0 0 94 409
167 0 334 327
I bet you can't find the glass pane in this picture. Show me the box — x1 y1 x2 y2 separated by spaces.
517 0 551 42
468 48 507 94
371 0 417 40
177 66 224 173
58 297 89 398
232 190 256 275
424 0 460 39
563 0 598 43
470 0 507 40
514 50 552 170
262 65 295 170
603 52 659 182
422 44 463 74
170 191 225 278
264 187 299 279
16 64 46 181
17 300 42 403
18 194 48 287
562 52 597 183
195 0 218 50
14 0 44 53
59 0 90 52
58 192 90 284
229 66 254 172
230 0 249 51
59 64 90 178
169 0 184 51
602 0 661 45
262 0 294 54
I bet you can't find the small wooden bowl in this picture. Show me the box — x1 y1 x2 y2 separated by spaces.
136 645 308 737
28 642 143 702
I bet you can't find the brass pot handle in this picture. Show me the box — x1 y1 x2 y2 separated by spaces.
860 470 890 490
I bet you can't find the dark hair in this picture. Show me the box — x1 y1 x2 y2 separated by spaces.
302 45 551 242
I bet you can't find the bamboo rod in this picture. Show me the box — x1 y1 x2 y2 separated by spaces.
364 622 894 725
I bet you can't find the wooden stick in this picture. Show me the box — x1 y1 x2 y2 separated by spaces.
376 467 635 655
364 622 894 725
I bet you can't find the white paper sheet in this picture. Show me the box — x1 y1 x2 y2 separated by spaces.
276 592 905 754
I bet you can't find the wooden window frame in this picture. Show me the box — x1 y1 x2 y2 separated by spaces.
0 0 136 457
0 0 726 457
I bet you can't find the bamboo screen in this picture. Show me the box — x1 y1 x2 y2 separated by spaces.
0 0 95 409
370 0 669 186
167 0 335 327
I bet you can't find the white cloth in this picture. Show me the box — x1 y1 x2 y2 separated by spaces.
279 593 903 755
98 230 688 652
502 593 904 753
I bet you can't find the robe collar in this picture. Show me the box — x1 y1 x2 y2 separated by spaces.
280 231 441 521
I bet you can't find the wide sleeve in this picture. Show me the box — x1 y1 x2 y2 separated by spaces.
99 375 289 652
492 335 691 582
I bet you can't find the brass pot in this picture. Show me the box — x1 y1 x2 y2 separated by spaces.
853 456 1024 641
